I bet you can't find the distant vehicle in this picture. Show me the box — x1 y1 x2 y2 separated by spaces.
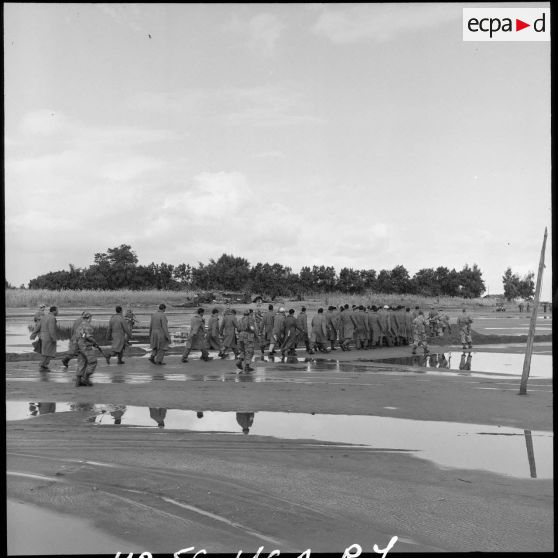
495 302 506 312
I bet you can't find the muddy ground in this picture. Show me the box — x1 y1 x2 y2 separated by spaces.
5 308 554 555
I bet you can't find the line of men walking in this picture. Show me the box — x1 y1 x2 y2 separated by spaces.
29 301 473 383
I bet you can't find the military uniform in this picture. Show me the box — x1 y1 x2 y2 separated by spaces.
149 309 171 364
62 314 85 367
260 309 275 354
237 313 258 372
311 312 329 352
325 308 339 350
107 312 132 364
183 313 211 361
281 313 303 356
353 309 369 349
220 312 239 356
207 313 224 354
367 309 381 348
30 310 58 370
339 308 356 350
75 320 98 386
411 314 429 355
377 307 393 347
269 311 286 355
457 311 473 349
295 311 313 353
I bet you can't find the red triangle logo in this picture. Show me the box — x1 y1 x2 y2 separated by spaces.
516 19 530 31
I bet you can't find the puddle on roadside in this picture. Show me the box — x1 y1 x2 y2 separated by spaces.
7 499 137 555
370 352 552 378
6 401 552 480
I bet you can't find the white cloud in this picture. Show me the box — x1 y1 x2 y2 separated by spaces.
247 13 284 55
223 12 284 55
312 4 460 43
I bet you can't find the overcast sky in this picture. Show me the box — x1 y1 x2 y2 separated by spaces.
4 3 551 299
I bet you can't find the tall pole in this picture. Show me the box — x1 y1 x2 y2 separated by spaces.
519 227 548 395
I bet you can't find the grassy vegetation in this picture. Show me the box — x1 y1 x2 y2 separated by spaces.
6 288 505 310
6 289 198 308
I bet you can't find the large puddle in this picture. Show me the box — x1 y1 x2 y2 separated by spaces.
371 352 552 378
6 402 552 480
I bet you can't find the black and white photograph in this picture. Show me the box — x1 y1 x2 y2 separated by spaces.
4 2 552 555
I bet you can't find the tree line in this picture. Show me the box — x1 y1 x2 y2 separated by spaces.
23 245 489 298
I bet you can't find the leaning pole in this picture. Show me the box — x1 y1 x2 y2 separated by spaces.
518 227 548 395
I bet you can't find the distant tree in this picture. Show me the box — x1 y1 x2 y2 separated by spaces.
459 264 485 298
5 279 15 289
311 265 337 292
337 268 364 294
376 269 392 293
518 271 535 300
412 268 439 297
359 269 377 291
299 266 314 293
502 267 520 301
390 265 411 294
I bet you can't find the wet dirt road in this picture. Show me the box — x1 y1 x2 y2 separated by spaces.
6 343 553 554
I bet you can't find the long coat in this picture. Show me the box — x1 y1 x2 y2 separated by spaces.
311 314 328 343
149 310 170 351
108 313 132 353
367 312 381 343
339 310 356 340
353 311 369 340
186 314 208 350
282 315 303 351
32 312 58 357
325 310 339 341
272 313 286 341
220 313 239 348
262 311 275 341
207 314 221 350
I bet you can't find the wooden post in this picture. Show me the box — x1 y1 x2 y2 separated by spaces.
524 430 537 479
519 227 548 395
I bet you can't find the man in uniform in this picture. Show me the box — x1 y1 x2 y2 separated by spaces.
268 307 286 356
75 312 100 386
107 305 132 364
295 307 313 354
182 307 212 362
236 309 258 372
339 303 356 351
260 304 275 357
325 306 339 351
30 305 59 371
411 310 430 355
311 307 329 353
377 305 393 347
353 305 369 349
220 308 239 357
457 308 473 350
281 309 304 357
207 308 225 358
367 305 382 348
149 304 171 365
62 311 88 368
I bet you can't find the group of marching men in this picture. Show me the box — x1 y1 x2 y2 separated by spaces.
30 301 474 382
30 304 138 387
148 303 473 373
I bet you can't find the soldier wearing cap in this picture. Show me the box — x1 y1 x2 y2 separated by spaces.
367 305 381 348
30 306 59 371
62 311 89 368
311 308 329 352
207 308 226 358
411 310 429 355
457 308 473 350
182 307 212 363
338 304 357 351
295 306 314 354
236 309 258 372
268 307 286 356
325 306 339 351
75 312 100 386
353 305 369 349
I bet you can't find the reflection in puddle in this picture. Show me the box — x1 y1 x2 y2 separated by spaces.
6 401 552 479
371 352 552 378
